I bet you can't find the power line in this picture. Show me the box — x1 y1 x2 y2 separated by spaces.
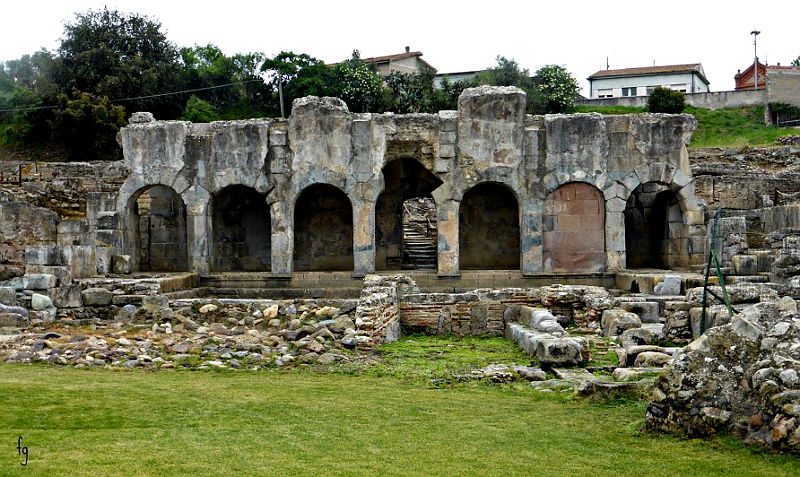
0 79 264 113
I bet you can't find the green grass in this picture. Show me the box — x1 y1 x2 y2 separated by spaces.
333 334 533 383
0 364 798 476
687 105 798 148
573 104 798 149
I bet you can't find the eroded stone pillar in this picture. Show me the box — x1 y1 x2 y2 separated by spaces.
186 213 210 274
352 199 376 277
182 186 211 275
605 204 626 271
270 200 292 276
521 199 543 275
437 199 459 277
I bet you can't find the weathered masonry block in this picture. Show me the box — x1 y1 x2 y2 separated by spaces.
112 86 703 277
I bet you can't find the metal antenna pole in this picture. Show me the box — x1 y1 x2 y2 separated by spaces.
751 30 761 90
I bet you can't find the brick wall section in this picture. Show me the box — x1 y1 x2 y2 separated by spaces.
543 182 605 272
354 274 419 348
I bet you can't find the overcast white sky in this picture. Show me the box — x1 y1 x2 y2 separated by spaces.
2 1 799 95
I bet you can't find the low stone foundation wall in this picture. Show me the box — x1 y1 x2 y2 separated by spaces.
400 285 613 336
354 274 419 347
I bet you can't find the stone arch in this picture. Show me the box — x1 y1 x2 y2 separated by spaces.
125 184 188 272
543 182 606 272
459 182 520 270
624 182 684 269
211 185 271 271
294 183 354 271
375 158 443 270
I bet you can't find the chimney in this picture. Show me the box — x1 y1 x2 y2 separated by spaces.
405 46 410 53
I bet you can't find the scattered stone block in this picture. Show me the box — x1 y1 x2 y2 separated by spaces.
112 255 132 274
654 275 681 296
575 379 643 400
30 293 53 311
618 300 660 323
601 308 641 337
0 312 26 327
612 367 663 381
1 273 56 290
633 351 672 367
0 286 17 306
537 337 587 366
620 327 654 347
81 287 113 306
732 255 758 275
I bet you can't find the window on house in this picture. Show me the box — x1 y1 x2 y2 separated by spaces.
670 84 687 93
621 87 637 97
646 86 658 95
597 89 613 98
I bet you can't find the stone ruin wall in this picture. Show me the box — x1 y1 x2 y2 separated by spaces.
0 85 717 321
103 85 704 279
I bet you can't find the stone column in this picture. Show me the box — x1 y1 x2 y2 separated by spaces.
270 199 293 276
182 186 211 275
520 199 543 275
605 197 627 271
436 199 460 277
186 213 210 274
352 199 376 277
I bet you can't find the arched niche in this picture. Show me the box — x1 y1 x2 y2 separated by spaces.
624 182 683 269
458 182 520 270
293 183 354 271
130 185 188 272
211 185 271 271
375 158 442 270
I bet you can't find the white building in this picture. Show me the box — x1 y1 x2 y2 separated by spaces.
587 64 710 99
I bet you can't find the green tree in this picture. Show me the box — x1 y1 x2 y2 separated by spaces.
0 51 61 144
180 95 220 122
262 51 331 117
472 57 579 114
791 56 800 67
52 91 126 160
180 45 271 118
474 56 534 89
329 51 386 113
57 7 183 118
647 87 686 113
386 71 435 113
531 64 579 114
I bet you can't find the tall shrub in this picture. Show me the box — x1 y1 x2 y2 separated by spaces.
647 87 685 113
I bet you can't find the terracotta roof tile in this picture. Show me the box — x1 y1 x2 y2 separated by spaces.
360 51 423 64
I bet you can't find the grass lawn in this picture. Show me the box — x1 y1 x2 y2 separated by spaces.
1 364 797 476
574 104 798 149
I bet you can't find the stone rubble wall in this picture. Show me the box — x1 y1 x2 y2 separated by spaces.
647 298 800 455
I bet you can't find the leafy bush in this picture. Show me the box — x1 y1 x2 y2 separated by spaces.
52 91 126 160
181 95 219 122
647 87 685 113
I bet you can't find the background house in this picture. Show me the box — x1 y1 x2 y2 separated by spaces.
433 70 486 88
358 47 437 76
735 60 800 90
587 64 710 99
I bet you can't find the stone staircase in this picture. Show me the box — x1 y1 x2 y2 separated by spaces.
402 224 437 270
